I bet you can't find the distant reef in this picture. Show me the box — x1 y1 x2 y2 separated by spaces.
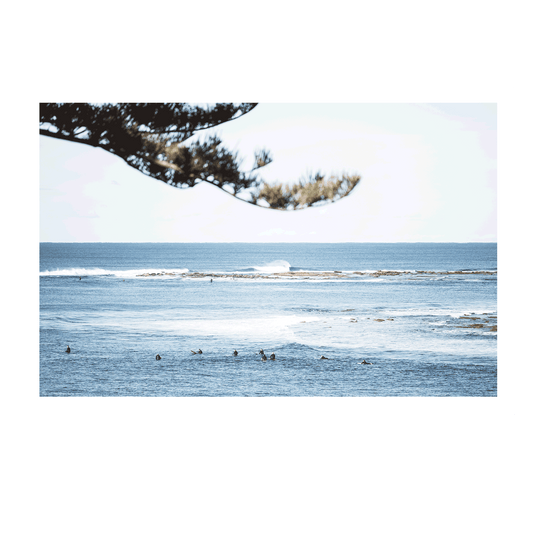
136 270 497 280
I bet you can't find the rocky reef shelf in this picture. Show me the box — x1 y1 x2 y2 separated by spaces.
136 270 497 280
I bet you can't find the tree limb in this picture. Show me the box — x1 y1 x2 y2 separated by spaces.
39 103 362 210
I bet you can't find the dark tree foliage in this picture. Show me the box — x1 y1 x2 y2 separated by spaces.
39 103 361 209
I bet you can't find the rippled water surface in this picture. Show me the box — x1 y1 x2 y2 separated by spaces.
40 243 497 396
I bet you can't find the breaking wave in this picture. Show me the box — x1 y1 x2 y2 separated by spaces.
245 260 292 273
40 267 189 278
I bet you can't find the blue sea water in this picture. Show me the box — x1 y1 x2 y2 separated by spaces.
40 243 497 396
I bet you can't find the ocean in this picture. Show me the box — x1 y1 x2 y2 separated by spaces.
39 243 497 396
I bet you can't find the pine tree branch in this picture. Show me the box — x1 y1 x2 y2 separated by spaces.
39 103 363 210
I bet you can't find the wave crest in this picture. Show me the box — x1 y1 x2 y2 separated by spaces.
40 267 189 277
250 260 291 273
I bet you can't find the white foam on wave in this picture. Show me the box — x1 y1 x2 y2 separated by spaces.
40 267 189 278
121 314 317 341
393 308 463 317
250 260 291 273
352 269 496 275
391 308 496 318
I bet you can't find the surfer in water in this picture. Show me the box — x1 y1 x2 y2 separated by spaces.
155 354 161 360
360 359 372 365
261 354 267 361
233 350 238 356
65 345 71 353
270 353 275 360
191 349 203 354
320 355 329 360
259 349 265 355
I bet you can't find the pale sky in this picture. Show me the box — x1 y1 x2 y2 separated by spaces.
40 103 496 242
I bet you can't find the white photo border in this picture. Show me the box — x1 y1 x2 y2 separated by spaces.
17 84 516 416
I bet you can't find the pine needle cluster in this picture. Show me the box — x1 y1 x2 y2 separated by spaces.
40 103 361 209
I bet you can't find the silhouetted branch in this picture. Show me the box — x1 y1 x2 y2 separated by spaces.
40 128 97 148
39 103 362 209
254 173 362 210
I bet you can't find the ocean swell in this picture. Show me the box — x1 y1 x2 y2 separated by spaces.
40 267 189 277
248 260 292 273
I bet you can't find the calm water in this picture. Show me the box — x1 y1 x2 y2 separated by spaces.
40 243 497 396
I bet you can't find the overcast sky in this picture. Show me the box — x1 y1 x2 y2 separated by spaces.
40 103 496 243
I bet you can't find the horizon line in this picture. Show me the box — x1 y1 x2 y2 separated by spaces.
39 241 498 244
